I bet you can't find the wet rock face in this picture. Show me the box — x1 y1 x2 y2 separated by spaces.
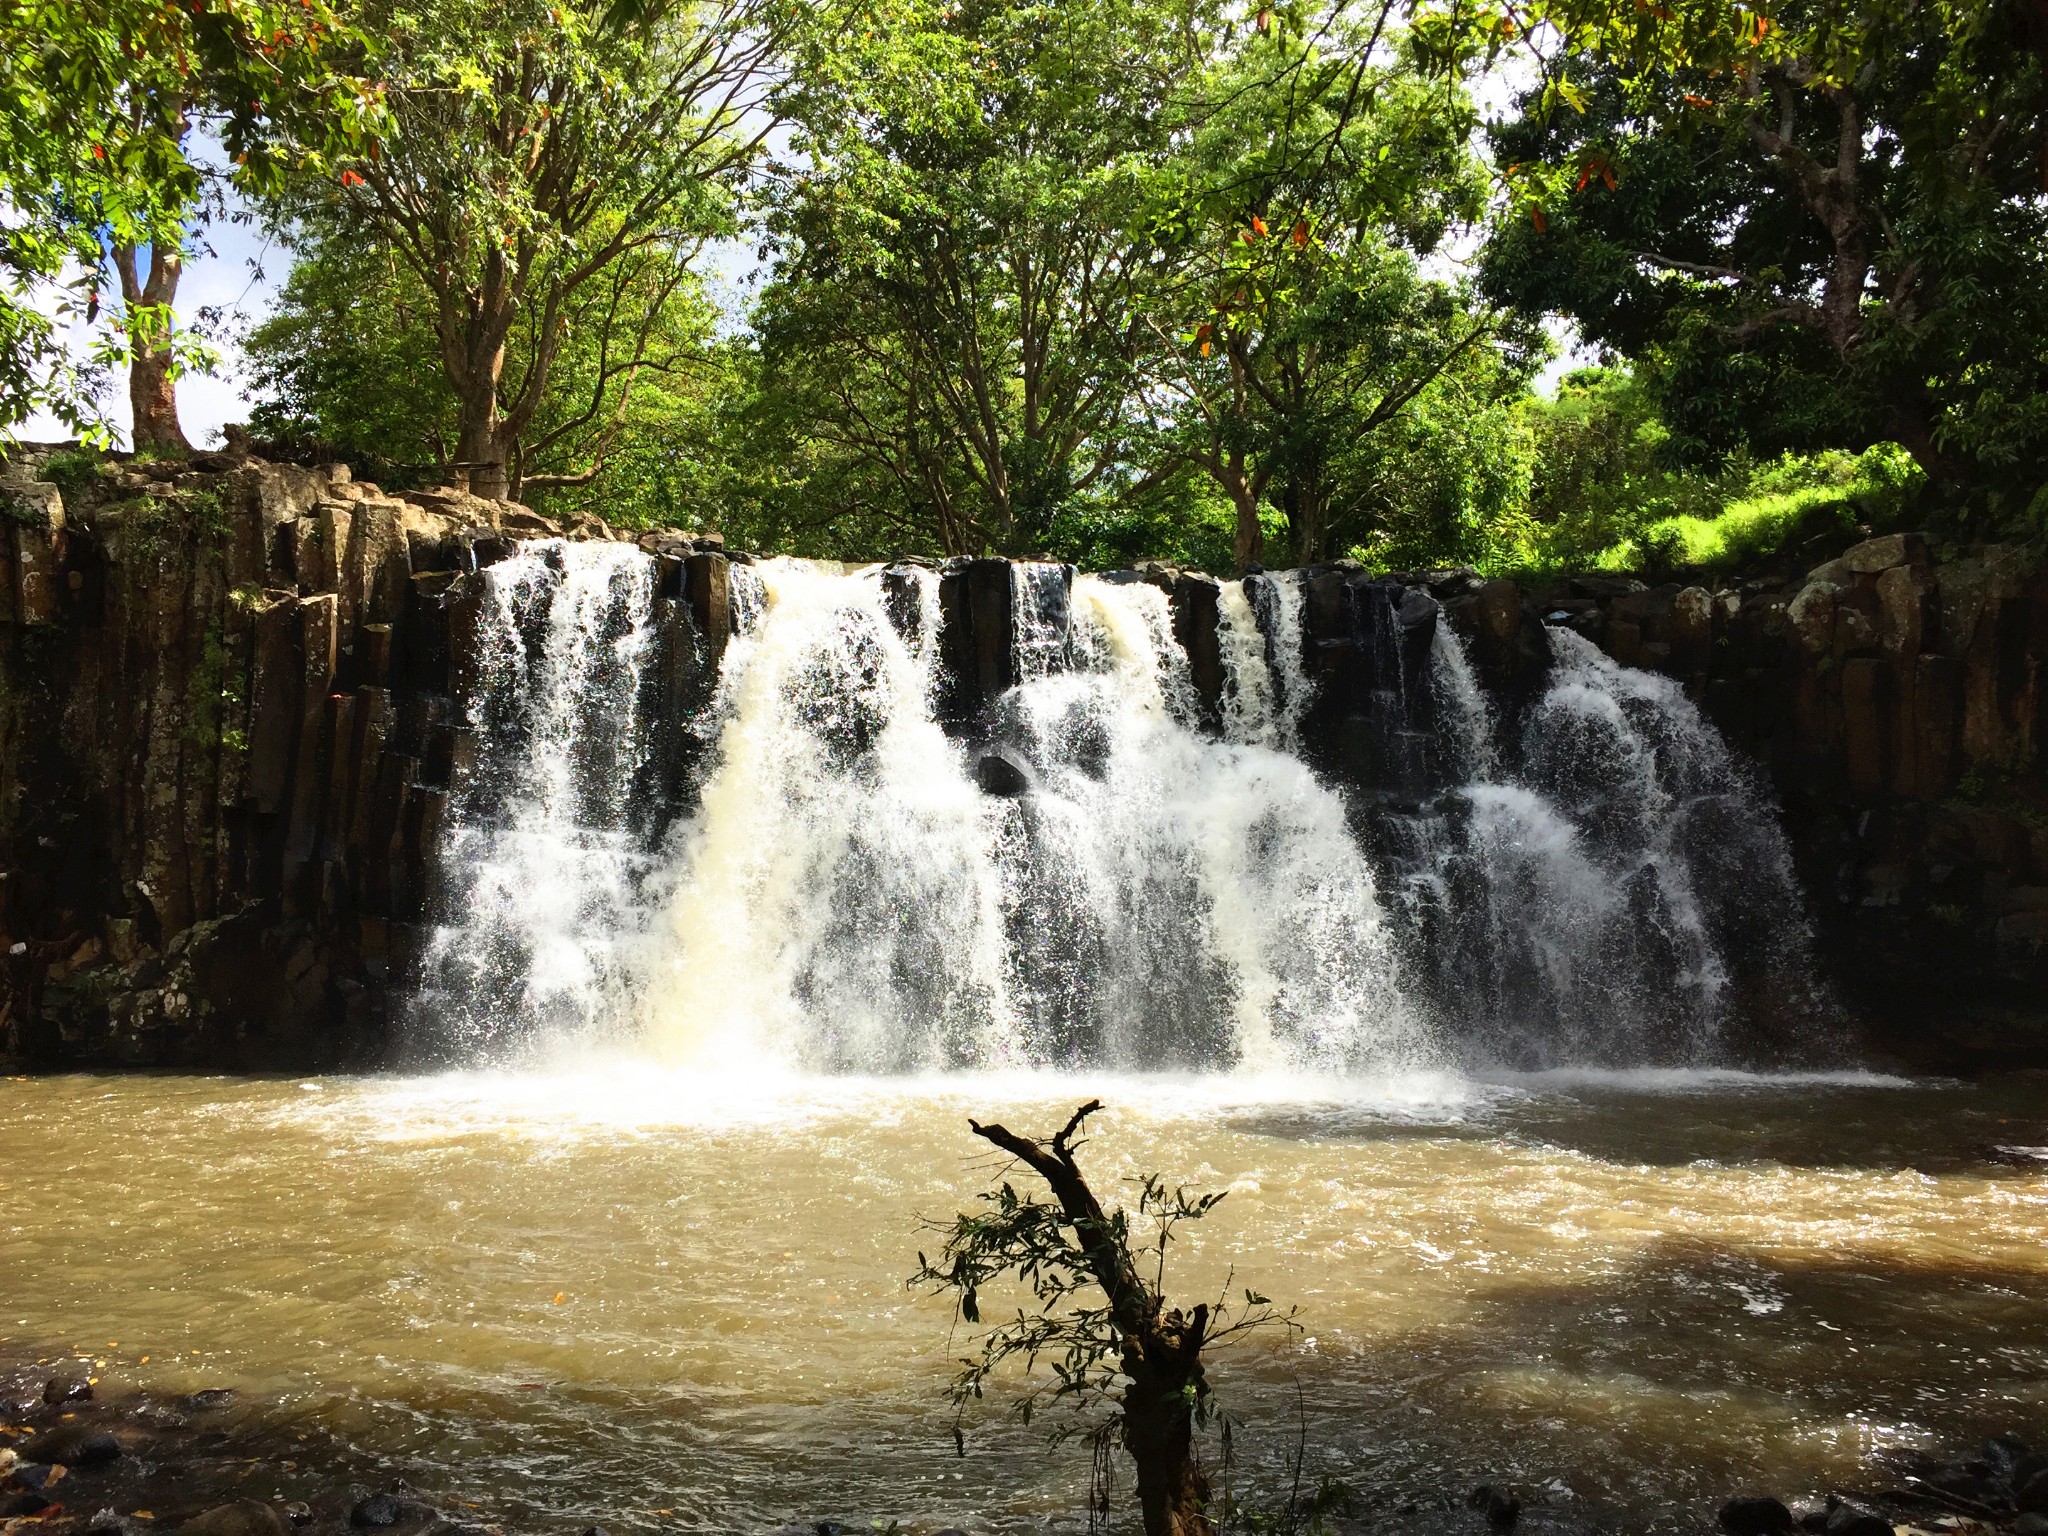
0 448 699 1071
1 446 2043 1072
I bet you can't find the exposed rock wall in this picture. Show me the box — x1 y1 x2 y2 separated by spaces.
1512 539 2048 1069
0 451 729 1067
1 451 2041 1071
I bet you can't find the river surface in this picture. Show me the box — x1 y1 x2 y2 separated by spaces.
4 1068 2046 1534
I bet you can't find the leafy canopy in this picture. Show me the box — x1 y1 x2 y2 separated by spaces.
0 0 381 436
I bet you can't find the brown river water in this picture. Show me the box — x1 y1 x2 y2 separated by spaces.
3 1067 2045 1534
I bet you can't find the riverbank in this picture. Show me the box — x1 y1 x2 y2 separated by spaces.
0 1350 505 1536
7 1343 2048 1536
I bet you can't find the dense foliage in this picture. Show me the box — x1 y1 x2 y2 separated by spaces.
1476 0 2048 534
9 0 2048 570
0 0 379 443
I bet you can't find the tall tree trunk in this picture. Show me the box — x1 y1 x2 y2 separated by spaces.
1283 479 1317 569
1888 396 1952 494
1226 469 1264 574
445 274 514 499
1122 1341 1214 1536
114 240 190 455
456 390 512 501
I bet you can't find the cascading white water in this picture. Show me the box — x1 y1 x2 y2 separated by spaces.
1428 621 1499 783
413 544 1833 1074
1012 561 1073 680
410 540 659 1056
1239 572 1315 751
630 563 1424 1074
1215 580 1279 746
994 576 1423 1072
1407 623 1832 1065
643 561 1013 1072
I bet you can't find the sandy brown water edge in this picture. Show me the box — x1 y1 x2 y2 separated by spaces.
2 1068 2046 1535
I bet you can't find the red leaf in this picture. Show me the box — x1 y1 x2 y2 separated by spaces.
1531 206 1548 233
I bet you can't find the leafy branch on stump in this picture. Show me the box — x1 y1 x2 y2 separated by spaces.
914 1100 1294 1536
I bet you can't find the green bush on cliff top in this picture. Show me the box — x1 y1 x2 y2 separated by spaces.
1594 444 1924 573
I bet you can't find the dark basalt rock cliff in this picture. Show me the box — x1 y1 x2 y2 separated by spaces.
1 448 2042 1071
0 448 729 1068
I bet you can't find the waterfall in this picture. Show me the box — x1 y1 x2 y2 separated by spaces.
991 576 1422 1072
1245 572 1315 751
1397 624 1834 1067
1013 561 1075 680
410 544 1835 1075
644 561 1011 1072
1215 580 1280 747
409 540 660 1057
632 564 1424 1074
1428 622 1499 783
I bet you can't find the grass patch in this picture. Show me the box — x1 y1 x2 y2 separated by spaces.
1591 443 1923 575
38 446 106 503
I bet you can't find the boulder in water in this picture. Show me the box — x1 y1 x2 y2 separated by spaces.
1719 1496 1793 1536
1466 1483 1520 1528
42 1374 92 1406
349 1493 408 1528
2021 1467 2048 1515
976 752 1031 797
23 1425 121 1467
1822 1501 1893 1536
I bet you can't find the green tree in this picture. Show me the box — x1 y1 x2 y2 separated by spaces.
0 0 377 444
917 1102 1293 1536
753 0 1233 556
1472 0 2048 528
244 216 729 527
1141 5 1536 569
284 0 797 500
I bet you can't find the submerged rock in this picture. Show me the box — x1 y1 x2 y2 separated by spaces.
2022 1468 2048 1515
974 752 1031 797
1719 1496 1794 1536
24 1424 122 1466
1466 1484 1520 1529
1823 1501 1893 1536
351 1492 408 1528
